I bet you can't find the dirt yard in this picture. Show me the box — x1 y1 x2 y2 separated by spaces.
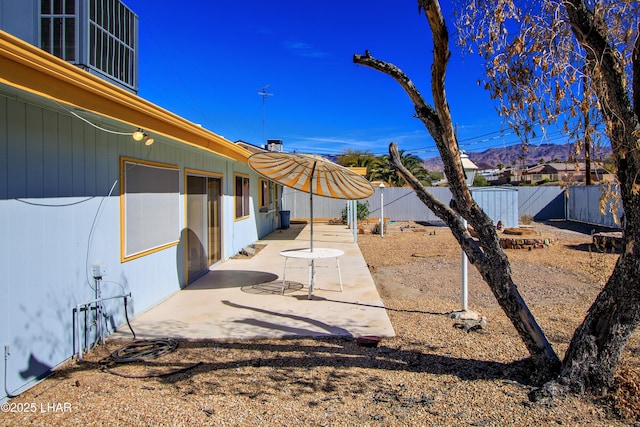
2 221 638 426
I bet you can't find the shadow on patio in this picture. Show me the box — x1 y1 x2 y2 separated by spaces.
114 223 395 341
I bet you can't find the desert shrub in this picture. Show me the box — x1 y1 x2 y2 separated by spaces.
372 221 386 235
520 213 534 225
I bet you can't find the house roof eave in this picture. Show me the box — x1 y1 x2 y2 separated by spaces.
0 30 250 163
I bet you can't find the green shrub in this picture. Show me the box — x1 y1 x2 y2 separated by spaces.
341 201 370 224
473 174 489 187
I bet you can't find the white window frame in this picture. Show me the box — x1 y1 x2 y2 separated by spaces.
234 174 250 220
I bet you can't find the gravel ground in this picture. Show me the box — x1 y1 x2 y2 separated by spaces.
2 221 639 426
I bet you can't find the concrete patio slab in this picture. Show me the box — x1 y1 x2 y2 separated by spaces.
114 223 395 341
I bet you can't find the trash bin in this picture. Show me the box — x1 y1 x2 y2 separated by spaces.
279 210 290 229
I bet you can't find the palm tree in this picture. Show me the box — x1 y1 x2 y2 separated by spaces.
369 150 432 186
367 155 394 184
335 150 376 168
399 151 431 185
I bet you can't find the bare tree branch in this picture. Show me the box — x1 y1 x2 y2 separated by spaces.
420 0 456 154
388 142 487 265
354 0 560 372
633 23 640 123
353 52 443 139
563 0 639 176
456 0 640 396
354 49 471 213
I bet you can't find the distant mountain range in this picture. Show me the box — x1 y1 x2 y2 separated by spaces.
422 143 612 171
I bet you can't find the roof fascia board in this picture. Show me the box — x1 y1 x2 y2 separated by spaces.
0 31 250 162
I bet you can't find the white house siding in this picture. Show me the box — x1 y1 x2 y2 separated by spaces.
0 88 272 401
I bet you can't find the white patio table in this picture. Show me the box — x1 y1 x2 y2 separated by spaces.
279 248 344 299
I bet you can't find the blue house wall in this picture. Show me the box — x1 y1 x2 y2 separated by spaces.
0 86 274 401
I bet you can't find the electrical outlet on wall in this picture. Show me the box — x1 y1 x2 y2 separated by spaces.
92 264 107 278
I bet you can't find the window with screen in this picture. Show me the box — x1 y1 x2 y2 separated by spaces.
259 179 269 211
235 174 250 219
40 0 77 61
121 158 180 261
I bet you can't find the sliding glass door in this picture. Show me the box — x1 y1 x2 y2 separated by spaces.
186 174 222 284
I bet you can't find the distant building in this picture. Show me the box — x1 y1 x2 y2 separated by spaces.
266 139 283 152
477 168 502 183
0 0 139 92
522 162 614 184
495 162 614 185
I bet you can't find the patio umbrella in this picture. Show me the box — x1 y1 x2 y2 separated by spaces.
248 152 374 251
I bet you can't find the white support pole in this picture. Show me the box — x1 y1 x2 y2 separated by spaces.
461 216 468 311
347 200 358 243
352 200 358 243
309 189 314 252
379 184 385 238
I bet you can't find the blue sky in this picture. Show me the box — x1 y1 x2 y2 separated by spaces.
123 1 559 158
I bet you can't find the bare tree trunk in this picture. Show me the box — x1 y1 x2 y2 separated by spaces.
531 0 640 398
354 0 561 374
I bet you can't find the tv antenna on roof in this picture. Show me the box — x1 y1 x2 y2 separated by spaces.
258 85 274 145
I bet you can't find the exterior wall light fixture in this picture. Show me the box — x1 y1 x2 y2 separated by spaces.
132 129 154 145
132 129 144 141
